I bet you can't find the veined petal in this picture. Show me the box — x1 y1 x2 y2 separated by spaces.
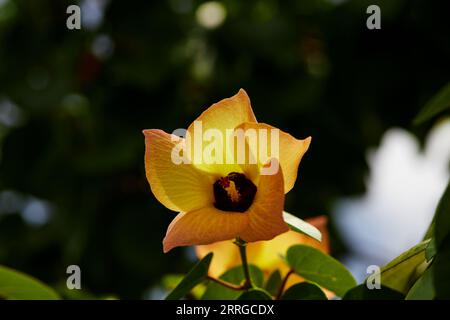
187 89 257 177
163 207 249 252
240 160 288 242
144 129 215 212
236 122 311 193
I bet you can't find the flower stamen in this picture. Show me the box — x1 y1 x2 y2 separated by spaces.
213 172 257 213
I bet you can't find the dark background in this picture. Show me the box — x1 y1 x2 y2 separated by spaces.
0 0 449 298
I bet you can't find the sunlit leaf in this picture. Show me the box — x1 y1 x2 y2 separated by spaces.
165 253 212 300
283 211 321 242
378 240 429 294
237 288 272 300
281 282 327 300
0 265 60 300
286 245 356 297
202 265 263 300
162 274 184 289
414 82 450 124
343 284 404 300
162 274 205 299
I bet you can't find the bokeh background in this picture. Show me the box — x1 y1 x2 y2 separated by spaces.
0 0 449 298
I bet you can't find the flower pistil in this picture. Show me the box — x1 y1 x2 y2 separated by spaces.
213 172 257 213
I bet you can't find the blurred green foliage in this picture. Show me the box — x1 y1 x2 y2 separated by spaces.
0 0 449 298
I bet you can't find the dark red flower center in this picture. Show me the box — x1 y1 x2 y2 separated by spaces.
213 172 257 213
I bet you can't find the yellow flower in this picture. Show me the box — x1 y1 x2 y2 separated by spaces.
196 216 329 284
143 89 311 252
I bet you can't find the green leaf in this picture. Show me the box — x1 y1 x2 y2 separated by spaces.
423 219 435 241
237 288 272 300
283 211 321 242
281 282 327 300
422 180 450 299
0 265 60 300
425 238 436 262
162 274 205 299
378 240 430 294
57 285 117 300
343 284 404 300
406 265 435 300
265 270 282 296
414 82 450 124
433 236 450 299
162 274 184 289
286 245 356 297
202 265 264 300
434 180 450 249
165 253 213 300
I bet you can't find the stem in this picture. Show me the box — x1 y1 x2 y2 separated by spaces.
275 269 294 300
234 237 253 289
206 276 246 291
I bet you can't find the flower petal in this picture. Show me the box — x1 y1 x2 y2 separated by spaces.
240 160 288 242
236 122 311 193
144 129 215 212
188 89 256 135
163 207 249 252
187 89 257 177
